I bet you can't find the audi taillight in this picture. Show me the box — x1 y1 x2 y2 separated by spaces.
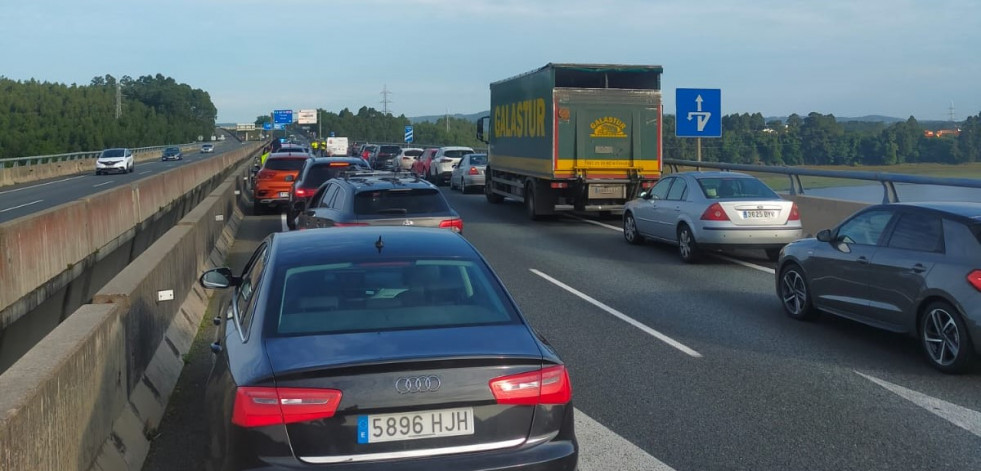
468 167 479 175
232 387 342 428
438 218 464 233
489 365 571 406
788 203 800 221
294 187 309 198
701 203 730 221
968 270 981 291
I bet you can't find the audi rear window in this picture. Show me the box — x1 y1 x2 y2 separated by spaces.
264 158 308 171
272 259 518 335
354 189 449 215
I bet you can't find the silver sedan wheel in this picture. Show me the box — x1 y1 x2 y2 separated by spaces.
678 225 698 263
923 307 961 367
623 213 642 244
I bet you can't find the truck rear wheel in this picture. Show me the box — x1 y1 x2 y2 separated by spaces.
525 183 540 220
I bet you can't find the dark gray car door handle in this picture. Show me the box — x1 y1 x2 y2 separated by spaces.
911 264 926 273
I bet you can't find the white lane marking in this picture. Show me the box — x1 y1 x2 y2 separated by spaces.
530 269 702 358
93 181 112 188
281 212 288 232
855 371 981 438
565 214 774 274
576 408 677 471
0 176 84 196
139 171 152 175
0 199 44 213
711 253 776 275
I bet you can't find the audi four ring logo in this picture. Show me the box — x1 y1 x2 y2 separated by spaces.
394 375 441 394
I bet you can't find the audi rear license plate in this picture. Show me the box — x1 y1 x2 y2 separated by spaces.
743 210 775 218
588 184 625 199
357 407 474 444
278 191 289 198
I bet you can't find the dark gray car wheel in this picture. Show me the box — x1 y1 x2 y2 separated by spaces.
677 224 700 263
623 213 643 245
779 263 818 320
920 301 975 374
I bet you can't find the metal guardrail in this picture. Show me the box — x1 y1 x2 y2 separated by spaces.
664 159 981 204
0 143 201 168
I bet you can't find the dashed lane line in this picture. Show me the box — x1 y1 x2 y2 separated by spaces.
564 214 775 275
93 181 112 188
530 268 703 358
280 212 289 232
0 199 43 213
0 176 84 196
855 371 981 438
576 408 677 471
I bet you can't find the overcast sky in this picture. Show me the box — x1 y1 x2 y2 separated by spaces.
3 0 979 124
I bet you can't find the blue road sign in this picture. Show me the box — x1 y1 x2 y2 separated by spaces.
676 89 721 138
329 131 335 137
273 109 293 125
404 125 414 143
262 122 272 130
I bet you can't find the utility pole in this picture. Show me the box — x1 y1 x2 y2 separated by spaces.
380 85 392 115
948 101 956 124
445 108 449 133
115 82 122 119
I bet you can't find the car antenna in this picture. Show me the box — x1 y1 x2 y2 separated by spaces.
375 235 384 253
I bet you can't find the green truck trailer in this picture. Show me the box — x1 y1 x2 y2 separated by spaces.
477 63 664 219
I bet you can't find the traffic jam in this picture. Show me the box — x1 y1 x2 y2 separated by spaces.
172 65 980 471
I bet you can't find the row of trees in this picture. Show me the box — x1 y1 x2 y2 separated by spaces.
268 106 980 167
662 112 981 166
0 75 217 159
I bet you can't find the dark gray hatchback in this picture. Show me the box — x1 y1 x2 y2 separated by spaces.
777 202 981 373
198 227 577 470
294 172 463 233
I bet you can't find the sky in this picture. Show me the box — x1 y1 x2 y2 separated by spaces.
2 0 979 124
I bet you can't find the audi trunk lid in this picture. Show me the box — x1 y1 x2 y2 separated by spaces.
264 325 552 461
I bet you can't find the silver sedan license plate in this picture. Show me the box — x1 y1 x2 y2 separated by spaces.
743 210 775 218
357 407 474 444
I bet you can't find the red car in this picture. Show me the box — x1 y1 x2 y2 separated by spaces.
411 147 440 177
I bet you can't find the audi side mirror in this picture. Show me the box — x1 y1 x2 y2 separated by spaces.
816 229 832 242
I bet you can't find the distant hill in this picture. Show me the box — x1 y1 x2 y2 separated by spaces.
409 111 489 124
763 115 907 124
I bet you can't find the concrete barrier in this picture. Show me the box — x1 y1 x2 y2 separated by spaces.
0 164 249 471
0 143 261 334
785 194 871 237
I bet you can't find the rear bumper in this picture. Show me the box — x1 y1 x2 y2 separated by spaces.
463 175 486 187
696 226 802 249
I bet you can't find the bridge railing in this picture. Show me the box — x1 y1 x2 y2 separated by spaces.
664 159 981 204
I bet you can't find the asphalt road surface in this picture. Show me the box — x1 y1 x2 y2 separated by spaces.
143 185 981 471
0 141 241 223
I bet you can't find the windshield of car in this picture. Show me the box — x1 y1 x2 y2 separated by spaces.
354 188 449 215
467 154 487 165
442 149 473 158
379 146 401 154
272 258 518 335
697 177 779 199
164 148 179 154
304 162 367 185
403 149 423 157
100 149 125 158
264 158 308 171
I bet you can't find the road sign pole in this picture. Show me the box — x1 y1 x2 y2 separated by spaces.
697 137 702 163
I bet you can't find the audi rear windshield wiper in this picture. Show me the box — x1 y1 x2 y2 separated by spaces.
373 208 408 214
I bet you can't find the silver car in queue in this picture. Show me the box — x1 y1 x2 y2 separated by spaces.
622 171 802 262
449 153 487 193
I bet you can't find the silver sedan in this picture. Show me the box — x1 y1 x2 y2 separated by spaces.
449 153 487 193
622 171 802 262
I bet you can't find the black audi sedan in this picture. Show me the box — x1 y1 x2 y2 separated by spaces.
199 227 577 470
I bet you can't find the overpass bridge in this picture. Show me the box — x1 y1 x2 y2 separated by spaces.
2 152 979 471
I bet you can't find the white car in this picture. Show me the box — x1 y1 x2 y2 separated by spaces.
95 148 134 175
427 146 474 185
395 147 424 170
200 144 215 153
